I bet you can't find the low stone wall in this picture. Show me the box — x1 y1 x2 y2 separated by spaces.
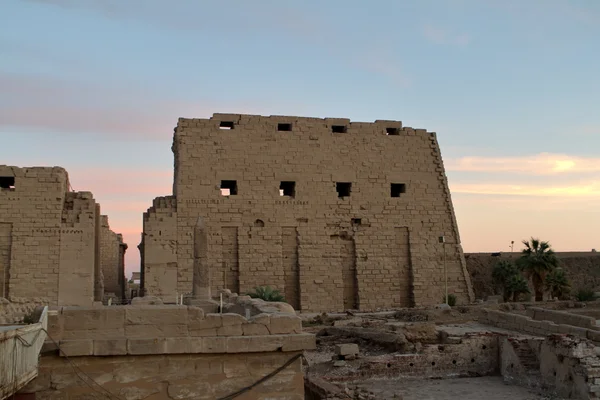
480 309 600 343
22 305 315 399
25 352 304 400
45 305 314 356
527 307 598 330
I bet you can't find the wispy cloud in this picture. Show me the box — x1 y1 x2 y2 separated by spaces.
0 72 281 139
446 153 600 175
450 180 600 197
422 23 470 46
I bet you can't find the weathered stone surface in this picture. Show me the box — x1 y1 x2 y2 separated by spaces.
93 339 127 356
125 324 189 338
130 296 163 305
270 313 302 334
125 305 187 325
58 340 93 357
167 382 213 400
126 338 166 355
242 323 270 336
335 343 359 356
140 114 475 312
62 307 124 330
118 386 160 400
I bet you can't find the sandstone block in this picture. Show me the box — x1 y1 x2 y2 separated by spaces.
202 337 227 353
189 314 222 330
221 313 246 326
269 313 302 334
187 306 205 324
189 328 218 337
59 340 93 357
125 324 189 338
93 339 127 356
125 305 187 325
335 343 359 356
217 324 243 336
242 323 270 336
282 334 317 352
247 335 285 352
226 336 252 353
127 338 166 355
62 307 124 330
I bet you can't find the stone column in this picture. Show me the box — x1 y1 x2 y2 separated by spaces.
193 217 210 299
93 203 104 302
118 234 128 301
185 217 217 312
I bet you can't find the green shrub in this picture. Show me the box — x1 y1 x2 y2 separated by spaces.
442 294 457 307
575 288 596 302
247 286 286 302
545 268 571 300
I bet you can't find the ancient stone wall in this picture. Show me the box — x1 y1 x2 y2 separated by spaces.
480 308 600 343
100 215 123 299
143 114 474 311
26 352 304 400
466 252 600 300
0 165 100 306
23 304 314 399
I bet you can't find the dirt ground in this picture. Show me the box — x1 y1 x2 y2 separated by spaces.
350 376 564 400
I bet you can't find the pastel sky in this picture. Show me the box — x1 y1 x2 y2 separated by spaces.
1 0 599 277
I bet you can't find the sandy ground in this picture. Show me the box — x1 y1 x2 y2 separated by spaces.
351 376 563 400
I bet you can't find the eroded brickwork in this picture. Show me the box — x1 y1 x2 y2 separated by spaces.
100 215 123 299
0 165 102 306
143 114 474 311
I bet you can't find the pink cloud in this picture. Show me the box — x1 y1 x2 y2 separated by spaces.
446 153 600 175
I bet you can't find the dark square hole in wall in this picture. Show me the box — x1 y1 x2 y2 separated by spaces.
0 176 15 189
279 181 296 197
386 127 400 135
336 182 352 198
332 125 347 133
220 180 238 196
391 183 406 197
219 121 234 130
278 123 292 132
351 218 362 226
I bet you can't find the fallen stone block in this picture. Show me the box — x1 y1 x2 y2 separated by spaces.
335 343 359 357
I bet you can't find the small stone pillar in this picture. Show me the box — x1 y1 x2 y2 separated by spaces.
185 217 218 312
193 217 210 299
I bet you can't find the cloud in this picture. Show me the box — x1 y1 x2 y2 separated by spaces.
450 180 600 197
0 72 281 139
446 153 600 175
422 23 470 46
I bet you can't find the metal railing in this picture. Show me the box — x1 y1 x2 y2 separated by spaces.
0 306 48 400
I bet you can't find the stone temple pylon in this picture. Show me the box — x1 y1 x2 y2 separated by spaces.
185 217 218 312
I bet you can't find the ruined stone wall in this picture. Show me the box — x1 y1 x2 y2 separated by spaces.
144 114 474 311
26 352 304 400
466 252 600 300
0 165 99 306
23 305 314 399
100 215 121 297
480 308 600 343
143 196 178 298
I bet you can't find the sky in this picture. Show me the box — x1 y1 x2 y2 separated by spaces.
1 0 599 277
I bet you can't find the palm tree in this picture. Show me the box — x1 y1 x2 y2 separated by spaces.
516 238 559 301
492 260 520 302
545 268 570 300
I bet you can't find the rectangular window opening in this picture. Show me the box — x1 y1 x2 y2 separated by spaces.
332 125 347 133
0 176 15 189
220 180 238 196
391 183 406 197
386 127 400 136
219 121 234 130
336 182 352 198
279 181 296 197
277 123 292 132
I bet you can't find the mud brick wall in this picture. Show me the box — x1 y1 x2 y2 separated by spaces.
0 165 100 306
143 114 474 311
